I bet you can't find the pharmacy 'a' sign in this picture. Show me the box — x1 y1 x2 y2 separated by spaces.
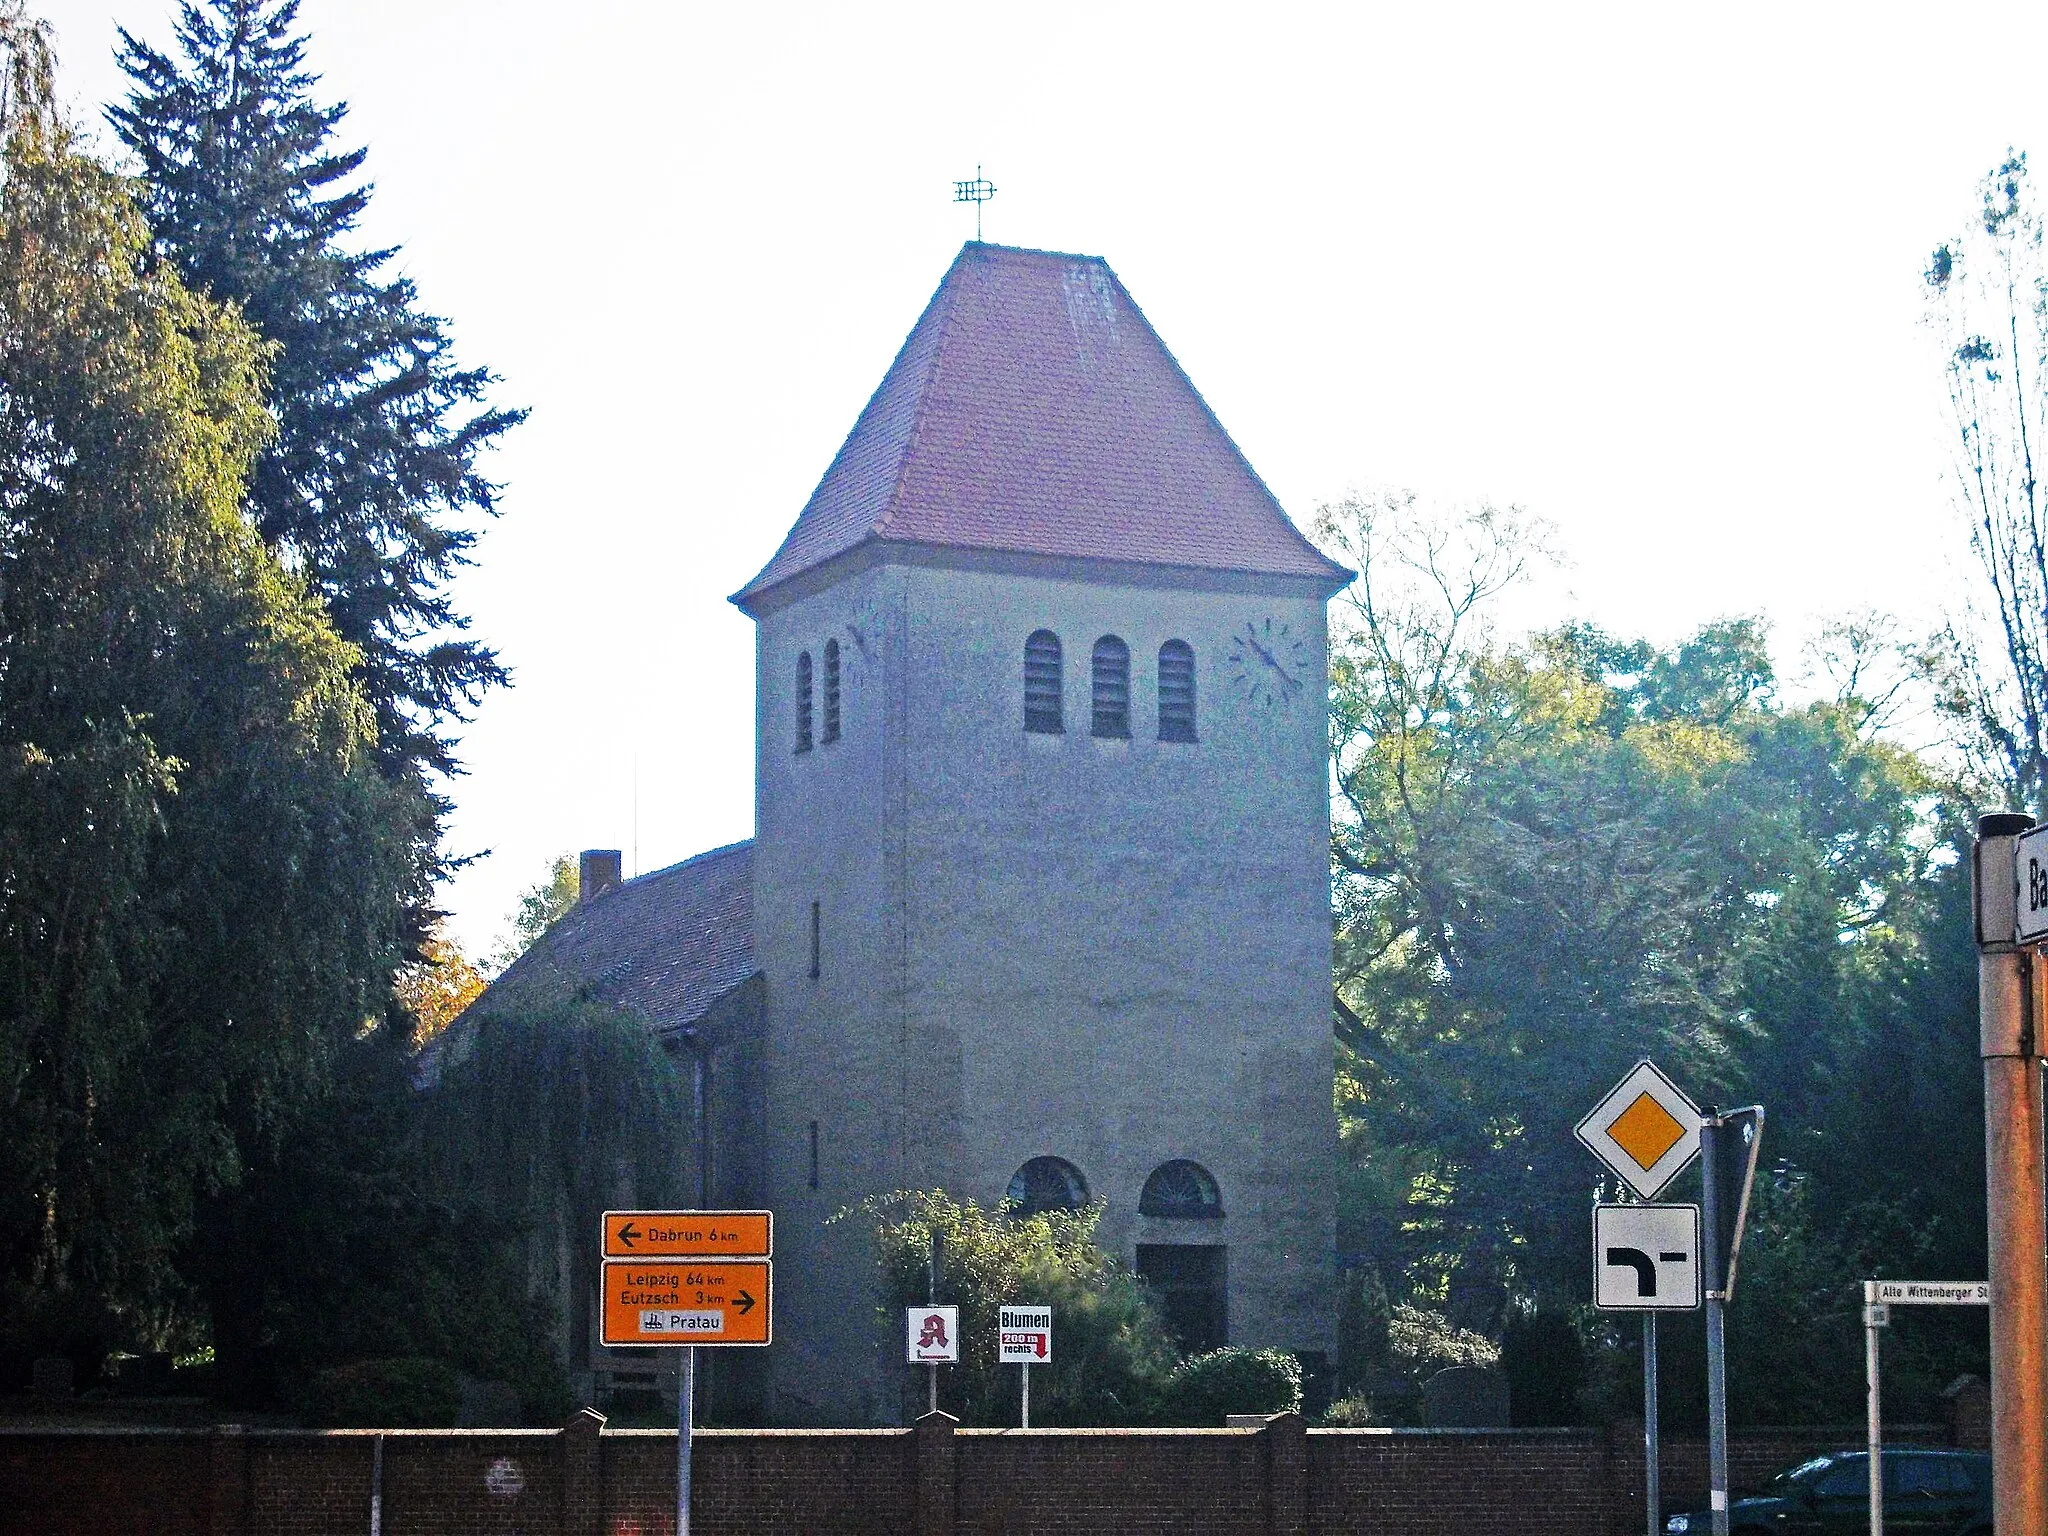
907 1305 960 1363
1574 1059 1702 1200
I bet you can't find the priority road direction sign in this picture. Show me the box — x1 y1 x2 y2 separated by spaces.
907 1305 960 1364
1575 1059 1703 1200
2017 823 2048 944
1594 1204 1702 1311
602 1209 772 1259
600 1258 772 1346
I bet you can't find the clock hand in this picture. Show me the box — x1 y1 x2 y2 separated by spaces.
1246 632 1297 684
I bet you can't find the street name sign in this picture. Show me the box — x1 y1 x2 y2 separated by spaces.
1575 1059 1703 1200
2018 824 2048 943
1866 1280 1990 1306
1593 1204 1702 1311
601 1259 772 1346
998 1305 1052 1363
602 1209 772 1259
907 1305 960 1363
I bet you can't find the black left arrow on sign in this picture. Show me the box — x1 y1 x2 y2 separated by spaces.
1606 1247 1659 1297
617 1221 640 1249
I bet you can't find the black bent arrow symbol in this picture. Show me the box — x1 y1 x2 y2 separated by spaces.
1606 1247 1659 1297
733 1290 757 1315
617 1221 640 1250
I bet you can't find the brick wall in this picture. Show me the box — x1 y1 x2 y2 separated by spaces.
0 1413 1956 1536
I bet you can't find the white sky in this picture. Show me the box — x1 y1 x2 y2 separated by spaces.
30 2 2048 959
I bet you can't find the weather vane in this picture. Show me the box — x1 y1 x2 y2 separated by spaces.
954 165 997 241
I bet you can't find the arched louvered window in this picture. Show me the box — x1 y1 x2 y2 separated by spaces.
1024 630 1063 733
822 640 841 743
1157 640 1196 742
1091 635 1130 739
1006 1156 1090 1216
1140 1159 1223 1218
795 651 813 753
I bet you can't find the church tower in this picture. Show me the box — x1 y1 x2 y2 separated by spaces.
732 243 1350 1423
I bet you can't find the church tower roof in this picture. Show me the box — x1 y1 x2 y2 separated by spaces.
732 242 1350 611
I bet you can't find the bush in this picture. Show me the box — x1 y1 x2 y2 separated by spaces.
301 1357 462 1427
1164 1347 1303 1425
1318 1392 1379 1427
850 1190 1180 1426
0 1279 121 1391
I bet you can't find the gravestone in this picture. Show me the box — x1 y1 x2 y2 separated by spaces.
1422 1365 1510 1427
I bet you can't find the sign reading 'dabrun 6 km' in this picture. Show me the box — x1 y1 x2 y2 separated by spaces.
599 1210 773 1347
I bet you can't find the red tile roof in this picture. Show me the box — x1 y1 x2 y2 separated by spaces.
417 842 756 1087
733 243 1350 608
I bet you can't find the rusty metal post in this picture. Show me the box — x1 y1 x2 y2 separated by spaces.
1974 811 2048 1534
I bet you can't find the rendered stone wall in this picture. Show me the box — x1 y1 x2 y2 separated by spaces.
747 554 1339 1424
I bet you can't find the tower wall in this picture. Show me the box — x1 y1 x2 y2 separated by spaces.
752 554 1336 1423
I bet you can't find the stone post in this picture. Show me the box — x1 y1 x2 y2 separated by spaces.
1264 1412 1307 1536
561 1407 607 1536
915 1410 958 1536
205 1425 249 1536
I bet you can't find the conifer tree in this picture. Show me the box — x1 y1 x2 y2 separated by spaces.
109 0 523 885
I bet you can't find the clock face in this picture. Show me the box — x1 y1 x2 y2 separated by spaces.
846 597 886 662
1225 618 1311 709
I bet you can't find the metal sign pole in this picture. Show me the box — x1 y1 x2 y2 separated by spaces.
1976 814 2048 1536
677 1345 695 1536
929 1230 941 1416
1864 1286 1884 1536
1021 1361 1030 1429
1642 1314 1659 1536
1701 1111 1730 1536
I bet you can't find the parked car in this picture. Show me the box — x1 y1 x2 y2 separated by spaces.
1663 1448 1991 1534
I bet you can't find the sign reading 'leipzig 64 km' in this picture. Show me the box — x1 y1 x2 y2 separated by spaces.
599 1209 773 1347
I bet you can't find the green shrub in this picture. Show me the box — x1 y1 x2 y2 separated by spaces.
850 1190 1180 1426
1318 1392 1379 1427
301 1357 462 1427
1164 1347 1303 1424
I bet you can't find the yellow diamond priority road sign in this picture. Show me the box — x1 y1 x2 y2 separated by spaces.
1575 1059 1703 1200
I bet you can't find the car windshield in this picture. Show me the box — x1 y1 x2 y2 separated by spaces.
1771 1457 1836 1488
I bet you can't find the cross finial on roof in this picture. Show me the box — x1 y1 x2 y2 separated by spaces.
953 165 996 240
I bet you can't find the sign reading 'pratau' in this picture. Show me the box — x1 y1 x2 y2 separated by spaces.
601 1259 772 1346
597 1210 773 1347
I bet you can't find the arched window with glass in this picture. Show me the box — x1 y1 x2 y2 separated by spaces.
1091 635 1130 738
1140 1159 1223 1218
1157 640 1196 742
1006 1156 1090 1216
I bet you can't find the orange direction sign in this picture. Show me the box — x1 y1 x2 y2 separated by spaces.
601 1259 772 1347
601 1209 772 1260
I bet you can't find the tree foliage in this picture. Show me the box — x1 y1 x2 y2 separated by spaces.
1321 490 1980 1423
0 29 408 1327
1925 150 2048 813
110 0 523 916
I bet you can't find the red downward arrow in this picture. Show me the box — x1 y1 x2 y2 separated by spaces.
1035 1334 1047 1360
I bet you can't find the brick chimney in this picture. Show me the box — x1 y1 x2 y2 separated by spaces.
578 849 623 904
